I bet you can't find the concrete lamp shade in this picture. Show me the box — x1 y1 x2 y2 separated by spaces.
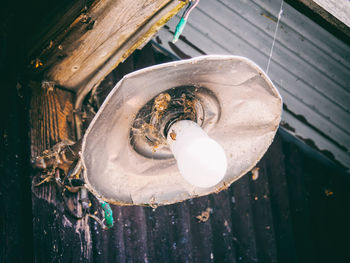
81 55 282 206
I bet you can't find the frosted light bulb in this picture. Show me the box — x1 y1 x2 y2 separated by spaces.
167 120 227 188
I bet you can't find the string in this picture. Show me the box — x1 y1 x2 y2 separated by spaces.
266 0 284 74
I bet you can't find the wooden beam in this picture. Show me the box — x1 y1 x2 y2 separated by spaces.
29 82 92 261
33 0 186 106
313 0 350 28
289 0 350 40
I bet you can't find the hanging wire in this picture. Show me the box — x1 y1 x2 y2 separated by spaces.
173 0 201 43
183 0 200 20
266 0 284 74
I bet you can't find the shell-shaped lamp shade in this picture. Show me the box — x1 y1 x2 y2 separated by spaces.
81 55 282 206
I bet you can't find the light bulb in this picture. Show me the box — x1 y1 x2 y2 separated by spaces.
167 120 227 188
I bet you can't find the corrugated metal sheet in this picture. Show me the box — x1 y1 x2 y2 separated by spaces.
154 0 350 169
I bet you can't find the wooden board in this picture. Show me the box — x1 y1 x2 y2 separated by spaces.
313 0 350 28
33 0 187 108
288 0 350 40
29 82 93 262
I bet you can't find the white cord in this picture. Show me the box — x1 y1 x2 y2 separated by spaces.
266 0 284 75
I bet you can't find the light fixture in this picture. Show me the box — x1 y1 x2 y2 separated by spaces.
81 55 282 206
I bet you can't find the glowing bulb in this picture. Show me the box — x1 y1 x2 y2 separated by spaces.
167 120 227 188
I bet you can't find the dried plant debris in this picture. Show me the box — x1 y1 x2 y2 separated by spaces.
31 58 43 69
153 93 171 113
196 207 212 222
33 139 82 176
130 87 199 156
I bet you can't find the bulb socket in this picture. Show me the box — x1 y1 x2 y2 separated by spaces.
130 85 220 160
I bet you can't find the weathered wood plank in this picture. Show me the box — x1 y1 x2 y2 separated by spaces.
34 0 186 107
43 0 170 87
313 0 350 28
288 0 350 40
29 82 92 262
27 0 94 60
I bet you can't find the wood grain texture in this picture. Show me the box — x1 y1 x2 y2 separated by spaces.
29 82 92 262
27 0 94 60
34 0 186 105
45 0 170 86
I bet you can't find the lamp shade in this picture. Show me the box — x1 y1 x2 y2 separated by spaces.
81 55 282 206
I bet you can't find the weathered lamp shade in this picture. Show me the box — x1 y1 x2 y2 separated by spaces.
81 55 282 206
